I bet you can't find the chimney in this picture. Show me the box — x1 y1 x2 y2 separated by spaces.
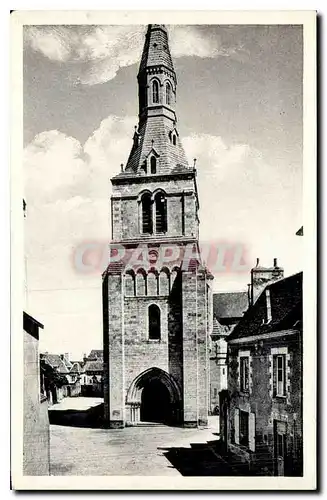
250 258 284 305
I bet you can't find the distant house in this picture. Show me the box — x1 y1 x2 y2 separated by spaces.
81 350 103 397
41 353 81 401
220 272 303 476
209 318 229 414
210 290 249 413
23 312 50 476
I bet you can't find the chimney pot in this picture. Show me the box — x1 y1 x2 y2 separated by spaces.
273 258 277 267
256 258 260 266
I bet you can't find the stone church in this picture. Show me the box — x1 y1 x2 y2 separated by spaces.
103 24 213 428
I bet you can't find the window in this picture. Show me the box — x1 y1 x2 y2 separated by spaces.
149 304 161 340
155 192 167 233
141 193 152 234
152 80 159 103
172 134 176 145
239 410 249 447
274 354 286 397
213 388 218 398
150 156 157 174
240 356 249 392
165 82 172 105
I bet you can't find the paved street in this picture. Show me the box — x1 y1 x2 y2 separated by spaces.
49 397 229 476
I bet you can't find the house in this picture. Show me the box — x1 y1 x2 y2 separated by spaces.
209 318 229 414
23 312 50 475
82 357 103 397
220 272 303 476
40 353 81 401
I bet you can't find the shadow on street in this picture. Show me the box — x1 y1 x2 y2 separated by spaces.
159 439 252 476
49 403 104 428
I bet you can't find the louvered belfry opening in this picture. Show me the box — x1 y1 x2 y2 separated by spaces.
141 193 153 234
155 192 167 233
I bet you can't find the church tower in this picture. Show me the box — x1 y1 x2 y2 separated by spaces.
103 25 213 428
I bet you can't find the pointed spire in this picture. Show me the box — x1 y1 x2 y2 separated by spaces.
138 24 174 77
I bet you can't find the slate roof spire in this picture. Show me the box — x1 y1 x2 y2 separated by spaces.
122 24 190 176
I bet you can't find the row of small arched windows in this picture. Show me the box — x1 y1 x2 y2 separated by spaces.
152 80 172 106
124 268 178 297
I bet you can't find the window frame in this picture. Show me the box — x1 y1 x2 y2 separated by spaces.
152 80 159 104
275 354 286 397
240 356 249 393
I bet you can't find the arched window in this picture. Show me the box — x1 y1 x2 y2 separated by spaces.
150 156 157 174
165 82 172 106
136 269 146 296
155 192 167 233
172 134 176 146
152 80 159 104
124 270 135 296
159 268 170 295
149 304 161 340
141 193 152 234
147 270 158 296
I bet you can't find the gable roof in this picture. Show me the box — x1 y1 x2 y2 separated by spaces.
228 272 302 341
213 291 249 320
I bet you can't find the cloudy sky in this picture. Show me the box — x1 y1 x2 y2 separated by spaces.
24 24 303 359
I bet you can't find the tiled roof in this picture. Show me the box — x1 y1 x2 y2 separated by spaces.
228 272 302 341
139 25 174 76
123 115 190 175
213 291 249 320
84 360 103 373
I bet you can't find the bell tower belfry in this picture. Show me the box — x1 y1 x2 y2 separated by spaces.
103 24 213 428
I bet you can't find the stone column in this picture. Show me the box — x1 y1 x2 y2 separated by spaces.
107 272 125 428
182 270 198 427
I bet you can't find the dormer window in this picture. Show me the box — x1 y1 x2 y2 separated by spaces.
152 80 159 104
150 156 157 174
165 82 172 106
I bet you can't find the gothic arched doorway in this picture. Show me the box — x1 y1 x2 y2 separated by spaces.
140 378 171 423
126 367 182 426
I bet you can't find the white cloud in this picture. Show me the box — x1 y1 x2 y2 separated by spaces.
24 25 247 85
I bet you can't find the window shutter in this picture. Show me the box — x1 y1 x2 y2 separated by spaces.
234 409 240 445
249 412 256 452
